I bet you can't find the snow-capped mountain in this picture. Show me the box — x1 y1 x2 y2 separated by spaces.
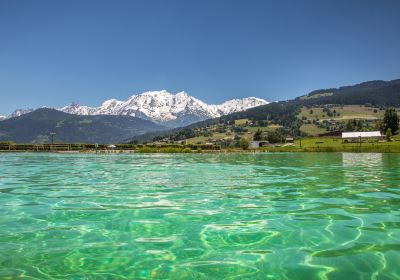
0 115 6 121
4 91 268 127
59 90 269 127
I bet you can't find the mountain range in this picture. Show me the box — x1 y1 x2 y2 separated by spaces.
3 91 268 127
2 79 399 144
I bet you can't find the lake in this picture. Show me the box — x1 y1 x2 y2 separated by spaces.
0 153 399 279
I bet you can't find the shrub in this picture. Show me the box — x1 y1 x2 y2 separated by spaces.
137 147 157 153
386 128 392 141
239 138 250 150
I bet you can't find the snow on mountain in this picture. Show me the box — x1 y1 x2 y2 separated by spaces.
59 90 269 127
5 91 268 127
0 115 6 121
60 102 97 115
8 108 35 119
211 97 270 115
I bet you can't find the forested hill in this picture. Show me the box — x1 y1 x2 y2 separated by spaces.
295 79 400 107
0 108 166 144
129 79 400 143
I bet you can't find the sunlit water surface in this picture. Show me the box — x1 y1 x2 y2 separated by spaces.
0 153 400 279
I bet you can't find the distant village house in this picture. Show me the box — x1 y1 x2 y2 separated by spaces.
285 137 294 143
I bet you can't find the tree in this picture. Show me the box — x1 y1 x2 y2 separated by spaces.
383 108 399 134
239 137 250 150
253 129 263 141
345 120 355 131
386 128 392 141
267 131 283 143
375 120 383 131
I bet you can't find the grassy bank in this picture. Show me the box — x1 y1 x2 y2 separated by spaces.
1 137 400 153
261 144 400 153
259 136 400 153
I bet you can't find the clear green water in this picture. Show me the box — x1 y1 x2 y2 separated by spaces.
0 153 400 279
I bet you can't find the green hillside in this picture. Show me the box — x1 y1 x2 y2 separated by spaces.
129 79 400 144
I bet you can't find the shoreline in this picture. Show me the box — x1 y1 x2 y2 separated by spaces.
2 138 400 154
1 148 400 154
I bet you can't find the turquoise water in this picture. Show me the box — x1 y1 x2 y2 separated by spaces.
0 153 399 279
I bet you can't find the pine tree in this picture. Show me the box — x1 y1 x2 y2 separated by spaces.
383 108 399 134
253 129 263 141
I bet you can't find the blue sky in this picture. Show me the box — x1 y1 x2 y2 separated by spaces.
1 0 400 115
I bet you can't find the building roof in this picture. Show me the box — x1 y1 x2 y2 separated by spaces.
342 131 382 138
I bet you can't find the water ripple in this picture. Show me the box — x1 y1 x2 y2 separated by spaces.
0 153 399 279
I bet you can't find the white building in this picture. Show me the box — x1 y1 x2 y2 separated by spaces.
342 131 382 139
